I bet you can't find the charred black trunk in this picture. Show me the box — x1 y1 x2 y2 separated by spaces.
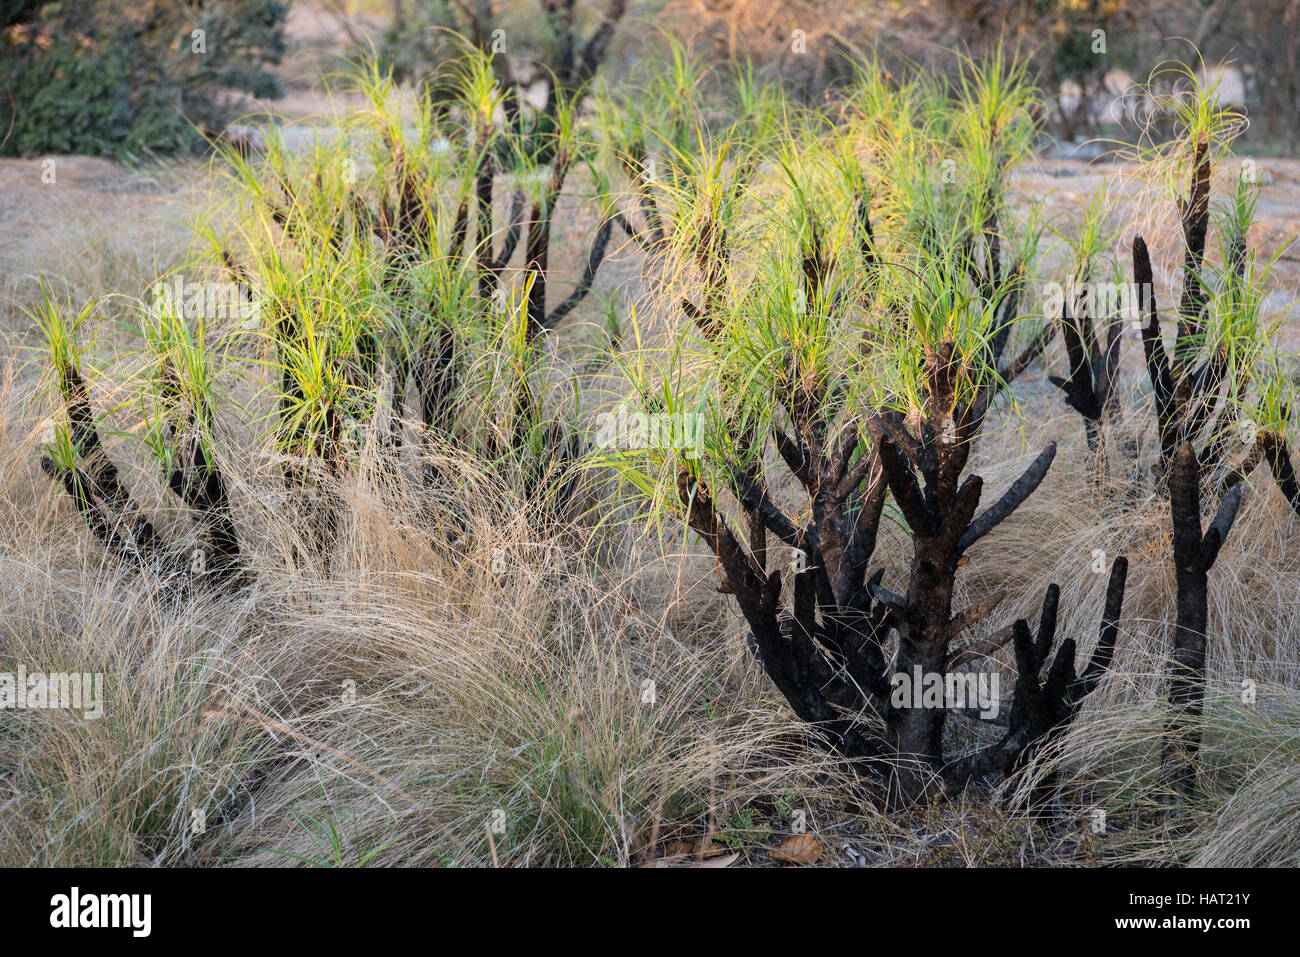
44 359 246 590
1162 443 1243 797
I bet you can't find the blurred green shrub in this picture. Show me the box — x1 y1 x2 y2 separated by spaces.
1 0 288 158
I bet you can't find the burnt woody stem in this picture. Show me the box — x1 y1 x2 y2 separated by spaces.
56 363 156 558
1163 443 1243 797
944 555 1128 801
1050 285 1123 452
167 415 242 585
44 359 245 588
1175 138 1212 370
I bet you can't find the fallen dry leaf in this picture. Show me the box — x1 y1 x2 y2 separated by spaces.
682 851 739 868
770 833 822 865
662 836 730 860
641 847 740 868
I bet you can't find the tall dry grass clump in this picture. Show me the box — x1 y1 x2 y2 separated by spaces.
0 379 841 864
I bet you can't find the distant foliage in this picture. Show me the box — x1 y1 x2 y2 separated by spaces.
0 0 287 158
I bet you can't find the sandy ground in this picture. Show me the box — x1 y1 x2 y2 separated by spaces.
0 157 206 340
